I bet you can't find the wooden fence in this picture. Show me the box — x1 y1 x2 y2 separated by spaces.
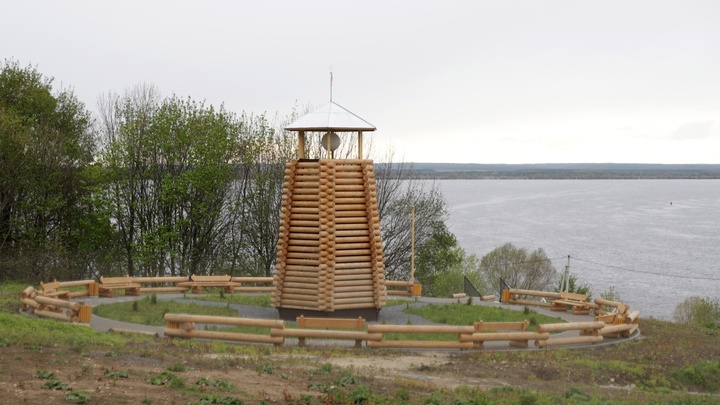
164 313 285 345
159 317 635 350
17 279 639 350
19 276 277 324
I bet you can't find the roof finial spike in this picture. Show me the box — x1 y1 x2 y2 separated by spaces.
329 69 333 102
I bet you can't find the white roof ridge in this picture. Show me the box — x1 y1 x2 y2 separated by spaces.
285 101 376 132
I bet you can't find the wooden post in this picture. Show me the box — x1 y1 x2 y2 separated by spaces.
358 131 363 159
410 206 415 283
298 131 305 159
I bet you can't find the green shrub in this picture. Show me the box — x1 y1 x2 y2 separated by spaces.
600 286 623 312
350 385 371 404
674 297 720 329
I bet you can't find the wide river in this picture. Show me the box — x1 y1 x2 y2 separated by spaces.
439 179 720 320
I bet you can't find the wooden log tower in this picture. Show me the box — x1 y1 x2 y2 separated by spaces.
272 101 387 320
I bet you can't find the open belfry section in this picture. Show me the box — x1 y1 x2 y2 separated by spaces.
271 101 387 320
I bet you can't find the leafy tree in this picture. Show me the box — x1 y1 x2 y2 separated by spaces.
479 243 558 296
98 87 239 276
413 220 464 296
0 60 95 280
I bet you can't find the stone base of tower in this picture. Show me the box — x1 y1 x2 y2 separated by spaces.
277 307 381 322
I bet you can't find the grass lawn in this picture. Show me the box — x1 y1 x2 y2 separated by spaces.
405 302 563 329
93 295 239 326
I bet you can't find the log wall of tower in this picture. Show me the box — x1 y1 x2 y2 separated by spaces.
272 159 387 313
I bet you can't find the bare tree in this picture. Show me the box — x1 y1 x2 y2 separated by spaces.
374 150 449 281
224 112 296 276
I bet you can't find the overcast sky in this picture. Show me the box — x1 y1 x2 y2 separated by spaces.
3 1 719 164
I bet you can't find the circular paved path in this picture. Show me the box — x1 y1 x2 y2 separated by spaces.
79 294 638 350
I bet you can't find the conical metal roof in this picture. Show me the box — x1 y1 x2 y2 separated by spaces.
285 101 376 132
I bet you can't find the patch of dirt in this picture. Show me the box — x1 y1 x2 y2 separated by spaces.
1 318 718 404
0 343 519 404
0 346 313 404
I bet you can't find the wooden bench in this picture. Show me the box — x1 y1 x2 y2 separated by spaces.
133 276 191 293
551 292 591 314
271 317 374 349
177 275 240 294
99 276 141 297
40 281 70 300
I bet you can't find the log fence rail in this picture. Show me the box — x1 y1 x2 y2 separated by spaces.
270 316 376 348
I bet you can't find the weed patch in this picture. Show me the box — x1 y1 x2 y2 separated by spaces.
104 369 129 379
65 391 92 404
190 394 245 404
672 360 720 392
195 377 235 391
41 380 70 391
148 371 185 388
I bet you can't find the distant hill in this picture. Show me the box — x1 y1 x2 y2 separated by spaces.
387 163 720 179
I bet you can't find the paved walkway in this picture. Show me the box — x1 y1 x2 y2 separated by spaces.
80 293 638 350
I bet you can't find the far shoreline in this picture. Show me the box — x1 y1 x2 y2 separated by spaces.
393 162 720 180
